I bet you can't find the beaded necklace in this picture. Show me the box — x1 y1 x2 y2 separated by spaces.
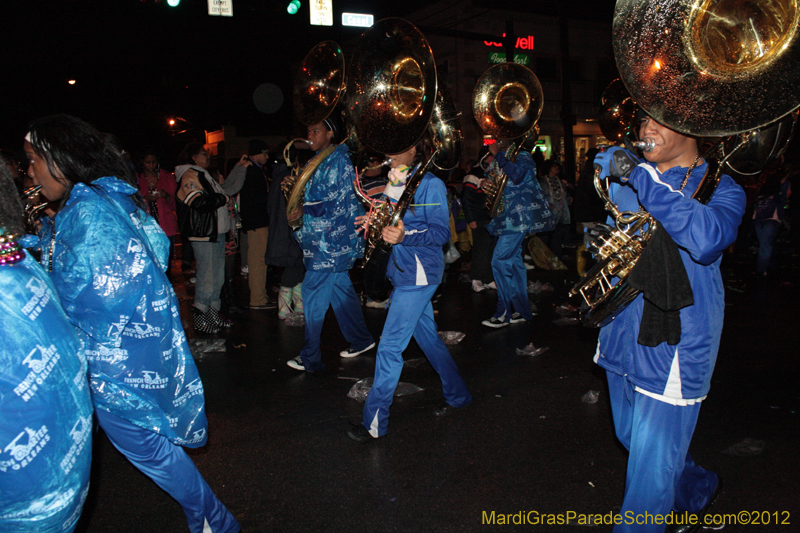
679 154 701 192
0 231 25 265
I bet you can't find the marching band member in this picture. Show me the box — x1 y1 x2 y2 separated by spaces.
23 115 240 533
285 116 375 372
347 141 472 443
591 114 745 532
1 158 93 533
481 142 551 328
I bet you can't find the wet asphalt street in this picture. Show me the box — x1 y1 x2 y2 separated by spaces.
73 245 799 533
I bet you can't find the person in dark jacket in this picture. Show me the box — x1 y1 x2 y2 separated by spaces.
574 148 607 275
461 148 496 292
238 139 273 310
266 143 306 319
175 143 234 334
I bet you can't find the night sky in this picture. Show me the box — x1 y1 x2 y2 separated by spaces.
2 0 615 157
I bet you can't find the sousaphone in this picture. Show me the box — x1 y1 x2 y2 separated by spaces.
347 18 462 299
571 0 800 327
347 17 439 263
472 62 543 217
283 40 347 230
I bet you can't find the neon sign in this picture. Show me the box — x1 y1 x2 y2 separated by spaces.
484 33 534 50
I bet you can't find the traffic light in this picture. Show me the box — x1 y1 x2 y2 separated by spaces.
287 0 301 14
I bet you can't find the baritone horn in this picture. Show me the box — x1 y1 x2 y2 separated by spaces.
284 40 347 230
472 62 543 217
571 0 800 327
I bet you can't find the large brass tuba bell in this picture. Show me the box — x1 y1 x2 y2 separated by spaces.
347 18 438 156
571 0 800 327
598 79 639 144
614 0 800 136
472 62 543 217
348 18 462 263
283 40 346 230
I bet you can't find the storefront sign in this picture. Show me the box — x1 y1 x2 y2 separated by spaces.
484 34 534 50
488 52 530 66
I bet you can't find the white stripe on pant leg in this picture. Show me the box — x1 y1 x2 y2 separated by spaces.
368 410 380 438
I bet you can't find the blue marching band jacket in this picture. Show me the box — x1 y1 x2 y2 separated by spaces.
485 150 553 236
386 170 452 287
295 143 366 272
595 160 746 402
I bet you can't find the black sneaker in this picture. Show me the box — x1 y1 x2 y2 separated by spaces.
207 307 233 328
509 312 528 324
481 317 508 328
346 424 379 443
192 307 220 335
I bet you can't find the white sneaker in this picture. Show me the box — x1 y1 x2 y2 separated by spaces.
471 280 485 292
340 341 377 358
240 265 249 275
525 263 535 270
366 299 388 309
484 281 497 290
286 356 305 371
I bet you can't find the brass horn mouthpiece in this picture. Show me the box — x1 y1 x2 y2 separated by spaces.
632 138 655 152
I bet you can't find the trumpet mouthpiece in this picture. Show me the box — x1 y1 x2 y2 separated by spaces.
632 138 656 152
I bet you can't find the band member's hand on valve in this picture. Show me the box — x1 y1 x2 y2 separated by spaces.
593 147 640 181
382 220 405 244
584 223 614 255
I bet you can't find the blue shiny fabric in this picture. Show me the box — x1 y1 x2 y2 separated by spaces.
295 144 366 272
597 161 746 400
46 177 209 447
485 150 552 235
1 253 93 532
